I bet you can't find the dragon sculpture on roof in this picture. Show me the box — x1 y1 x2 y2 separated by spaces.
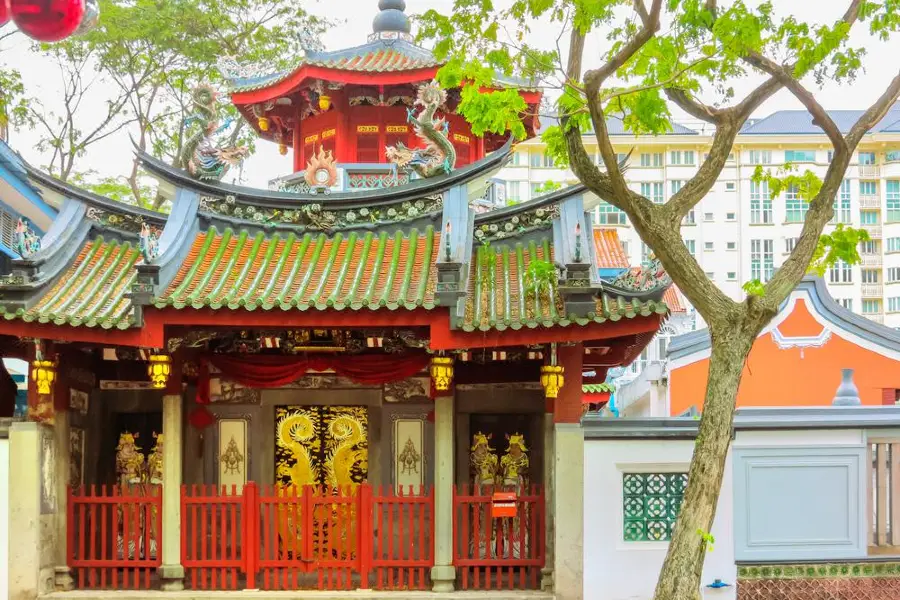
181 84 248 182
386 81 456 178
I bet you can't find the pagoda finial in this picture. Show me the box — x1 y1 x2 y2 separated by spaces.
370 0 413 42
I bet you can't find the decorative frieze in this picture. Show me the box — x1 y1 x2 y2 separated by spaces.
197 193 443 231
85 206 158 235
474 204 560 243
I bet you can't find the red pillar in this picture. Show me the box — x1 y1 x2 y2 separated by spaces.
553 343 583 424
292 110 303 174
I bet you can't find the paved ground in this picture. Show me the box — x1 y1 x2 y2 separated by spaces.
44 591 555 600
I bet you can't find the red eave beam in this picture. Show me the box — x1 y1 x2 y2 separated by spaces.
0 320 149 347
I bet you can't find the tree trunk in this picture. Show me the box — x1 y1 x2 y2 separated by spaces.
652 322 756 600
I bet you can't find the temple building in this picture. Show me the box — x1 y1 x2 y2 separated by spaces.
0 2 673 598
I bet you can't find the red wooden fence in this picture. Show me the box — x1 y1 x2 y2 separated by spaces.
67 484 162 589
371 485 434 590
452 484 546 590
181 484 245 590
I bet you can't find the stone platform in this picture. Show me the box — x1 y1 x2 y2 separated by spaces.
44 591 555 600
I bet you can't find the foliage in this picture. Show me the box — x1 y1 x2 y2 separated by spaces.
69 170 160 211
533 180 564 194
524 259 557 297
696 528 715 552
0 67 30 140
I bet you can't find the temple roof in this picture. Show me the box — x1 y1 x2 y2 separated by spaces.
0 143 673 355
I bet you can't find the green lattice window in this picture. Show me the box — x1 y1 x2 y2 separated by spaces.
623 472 688 542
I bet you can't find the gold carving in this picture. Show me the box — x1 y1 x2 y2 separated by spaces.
356 125 379 133
304 133 319 144
470 432 499 489
500 433 529 489
321 128 336 139
221 436 244 474
453 133 471 143
116 432 145 485
398 437 420 475
386 125 408 133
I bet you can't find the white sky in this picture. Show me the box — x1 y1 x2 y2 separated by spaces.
0 0 897 190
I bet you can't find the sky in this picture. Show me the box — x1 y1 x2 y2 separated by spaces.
1 0 897 190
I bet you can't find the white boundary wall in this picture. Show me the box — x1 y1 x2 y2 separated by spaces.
583 438 736 600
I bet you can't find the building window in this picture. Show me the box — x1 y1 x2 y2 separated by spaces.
670 151 695 166
727 241 737 251
727 271 737 281
887 181 900 221
726 212 736 221
887 150 900 163
751 239 774 282
839 298 853 311
685 239 695 257
785 237 798 254
889 297 900 313
859 151 877 165
748 150 772 164
860 181 878 197
595 202 628 225
506 181 521 201
750 180 773 224
888 267 900 283
641 182 664 204
704 241 714 252
829 260 852 284
529 151 543 168
888 237 900 253
785 185 808 223
860 210 880 225
785 150 816 163
833 179 851 224
861 240 878 255
640 152 663 167
620 240 629 256
863 299 882 314
725 182 736 192
703 212 714 222
509 151 524 166
705 271 715 279
862 269 880 284
670 180 684 197
683 210 696 225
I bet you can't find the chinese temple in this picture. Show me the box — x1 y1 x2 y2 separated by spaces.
0 2 673 598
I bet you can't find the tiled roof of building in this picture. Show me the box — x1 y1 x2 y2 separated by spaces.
1 238 140 328
155 227 438 311
741 102 900 135
664 287 685 313
461 239 669 332
593 228 629 269
227 40 441 93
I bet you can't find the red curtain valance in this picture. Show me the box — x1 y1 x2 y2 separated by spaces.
190 353 431 428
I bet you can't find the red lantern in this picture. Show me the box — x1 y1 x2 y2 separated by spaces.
0 0 11 26
10 0 85 42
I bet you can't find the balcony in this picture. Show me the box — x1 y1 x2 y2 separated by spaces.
860 194 881 209
862 283 884 297
864 312 885 324
863 224 883 239
861 254 883 267
859 165 881 178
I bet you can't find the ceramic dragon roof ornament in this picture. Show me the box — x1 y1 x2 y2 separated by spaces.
386 80 456 178
181 84 249 182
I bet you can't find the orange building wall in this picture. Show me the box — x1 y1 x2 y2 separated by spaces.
669 299 900 415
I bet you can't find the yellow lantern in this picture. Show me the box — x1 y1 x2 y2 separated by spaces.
318 94 332 111
430 356 454 392
148 354 172 389
258 116 270 131
540 365 565 399
279 143 288 156
31 360 56 395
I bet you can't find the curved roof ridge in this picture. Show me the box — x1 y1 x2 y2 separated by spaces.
25 162 166 228
138 137 514 209
475 183 587 223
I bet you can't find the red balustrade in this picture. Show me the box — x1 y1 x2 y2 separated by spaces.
371 485 435 590
452 483 546 590
67 484 162 589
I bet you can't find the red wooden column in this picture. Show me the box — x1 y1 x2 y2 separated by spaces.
553 343 583 424
292 106 303 174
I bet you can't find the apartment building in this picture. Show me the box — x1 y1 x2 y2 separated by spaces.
496 104 900 331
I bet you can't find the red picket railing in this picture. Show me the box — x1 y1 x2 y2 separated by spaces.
371 485 434 590
181 484 245 590
179 482 434 591
452 483 546 590
67 484 162 589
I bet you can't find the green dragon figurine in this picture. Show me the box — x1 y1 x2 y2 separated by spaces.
181 84 248 182
386 81 457 178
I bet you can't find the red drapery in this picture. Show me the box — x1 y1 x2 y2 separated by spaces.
190 353 431 428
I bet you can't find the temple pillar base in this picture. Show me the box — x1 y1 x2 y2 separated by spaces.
54 566 74 591
158 564 185 591
430 565 456 592
541 566 554 592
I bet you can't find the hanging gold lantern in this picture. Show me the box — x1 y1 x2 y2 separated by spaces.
430 356 454 392
279 143 288 156
148 354 172 389
31 360 56 395
318 94 332 111
540 365 565 399
258 116 270 131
